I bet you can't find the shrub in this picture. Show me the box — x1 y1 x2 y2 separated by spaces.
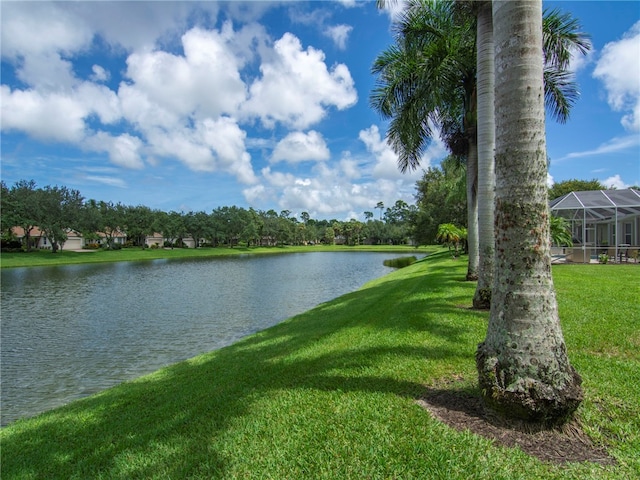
1 239 23 252
383 256 417 268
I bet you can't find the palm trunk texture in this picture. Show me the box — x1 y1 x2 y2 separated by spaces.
473 1 496 309
475 0 582 424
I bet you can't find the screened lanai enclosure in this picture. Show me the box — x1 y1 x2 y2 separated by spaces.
550 189 640 263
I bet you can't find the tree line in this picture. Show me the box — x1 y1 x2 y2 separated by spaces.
1 179 419 252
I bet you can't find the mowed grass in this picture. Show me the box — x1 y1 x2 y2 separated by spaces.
0 244 431 269
1 253 638 479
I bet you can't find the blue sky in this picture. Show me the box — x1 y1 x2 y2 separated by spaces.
1 1 639 220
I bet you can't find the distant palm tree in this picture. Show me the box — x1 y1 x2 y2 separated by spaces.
436 223 465 255
550 215 573 247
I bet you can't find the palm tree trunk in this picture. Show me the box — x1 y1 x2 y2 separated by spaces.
465 138 479 280
473 1 495 309
475 0 582 424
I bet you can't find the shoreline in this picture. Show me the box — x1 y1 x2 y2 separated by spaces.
0 244 433 269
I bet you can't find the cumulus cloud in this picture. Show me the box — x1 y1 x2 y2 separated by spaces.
358 124 439 181
243 33 357 129
593 21 640 132
90 65 110 82
271 131 330 164
247 148 418 219
2 1 381 217
0 2 92 59
84 132 145 170
600 174 630 190
1 86 87 143
324 24 353 50
122 27 247 122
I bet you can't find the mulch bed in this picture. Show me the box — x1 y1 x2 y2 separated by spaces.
417 380 615 465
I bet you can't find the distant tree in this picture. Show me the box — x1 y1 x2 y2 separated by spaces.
375 201 384 220
37 185 84 253
184 211 211 248
240 208 263 246
158 211 186 248
0 181 17 239
412 156 467 246
550 215 573 247
436 223 465 255
6 180 41 251
548 179 605 200
93 201 126 250
324 226 336 245
383 200 409 224
122 205 156 247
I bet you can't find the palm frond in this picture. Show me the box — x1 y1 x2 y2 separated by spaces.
544 68 579 124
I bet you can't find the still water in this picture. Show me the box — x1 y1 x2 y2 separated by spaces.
1 251 416 426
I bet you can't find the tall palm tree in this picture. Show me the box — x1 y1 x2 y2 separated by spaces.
473 0 495 308
475 0 582 424
372 0 591 301
371 0 480 281
472 3 591 308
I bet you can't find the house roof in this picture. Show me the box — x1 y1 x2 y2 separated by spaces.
550 189 640 221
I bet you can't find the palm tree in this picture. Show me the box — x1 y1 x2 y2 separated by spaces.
550 215 573 247
371 0 480 281
475 0 582 424
473 0 495 308
372 0 591 302
436 222 464 255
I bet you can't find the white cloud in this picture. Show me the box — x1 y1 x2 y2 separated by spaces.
90 65 110 82
1 86 86 143
142 117 257 184
593 21 640 132
271 131 330 164
122 27 247 122
85 176 127 188
84 132 145 170
358 124 440 181
324 24 353 50
600 174 630 190
0 2 92 59
249 147 419 220
555 134 640 162
243 33 357 129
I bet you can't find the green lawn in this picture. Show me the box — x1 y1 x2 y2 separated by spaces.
1 253 638 479
0 244 430 269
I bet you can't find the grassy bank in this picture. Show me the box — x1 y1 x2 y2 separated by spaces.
1 253 638 479
0 244 431 269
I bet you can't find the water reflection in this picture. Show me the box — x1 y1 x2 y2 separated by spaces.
1 251 419 426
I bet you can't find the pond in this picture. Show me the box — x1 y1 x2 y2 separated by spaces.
1 251 419 426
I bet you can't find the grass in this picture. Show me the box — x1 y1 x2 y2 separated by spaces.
1 253 638 479
0 244 430 269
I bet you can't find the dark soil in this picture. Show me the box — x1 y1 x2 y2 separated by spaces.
418 380 615 465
